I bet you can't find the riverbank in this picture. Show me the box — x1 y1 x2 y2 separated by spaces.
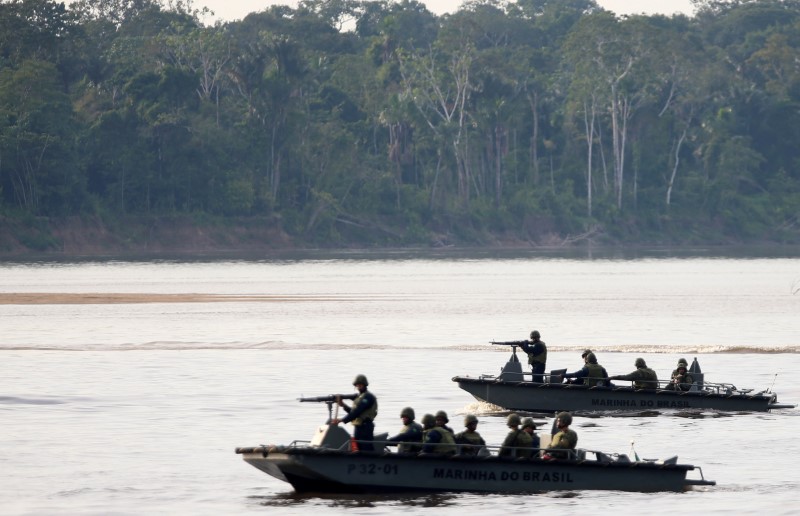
1 213 798 260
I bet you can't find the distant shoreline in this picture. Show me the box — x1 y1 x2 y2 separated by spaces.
0 293 362 304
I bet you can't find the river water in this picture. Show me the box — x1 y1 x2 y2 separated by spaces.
1 251 799 515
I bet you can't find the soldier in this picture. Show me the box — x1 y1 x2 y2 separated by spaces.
520 330 547 383
387 407 423 454
499 413 533 458
666 358 695 391
521 417 541 451
435 410 454 434
331 374 378 452
544 411 578 460
610 357 659 389
563 352 610 386
454 414 486 456
420 413 457 456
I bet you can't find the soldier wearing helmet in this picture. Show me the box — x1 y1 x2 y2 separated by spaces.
434 410 454 434
519 330 548 383
521 417 541 452
563 352 610 387
544 412 578 460
388 407 422 454
454 414 486 456
331 374 378 452
499 413 533 458
666 358 695 391
610 357 659 389
420 412 456 456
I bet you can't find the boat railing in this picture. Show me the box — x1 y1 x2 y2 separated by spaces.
475 373 772 398
245 440 698 470
367 439 637 462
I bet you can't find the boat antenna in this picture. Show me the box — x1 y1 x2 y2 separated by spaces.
768 373 778 393
630 439 640 462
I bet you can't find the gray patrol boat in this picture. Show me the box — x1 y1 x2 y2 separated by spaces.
235 395 715 494
453 345 795 414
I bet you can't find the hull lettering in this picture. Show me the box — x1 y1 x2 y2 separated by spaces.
590 398 691 409
432 468 574 483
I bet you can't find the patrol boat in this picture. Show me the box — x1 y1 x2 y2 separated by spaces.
453 345 795 414
235 395 715 494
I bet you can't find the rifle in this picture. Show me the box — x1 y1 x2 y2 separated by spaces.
298 393 358 423
490 340 527 363
490 340 528 347
298 394 358 403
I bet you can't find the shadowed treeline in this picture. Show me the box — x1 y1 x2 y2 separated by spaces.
2 0 800 250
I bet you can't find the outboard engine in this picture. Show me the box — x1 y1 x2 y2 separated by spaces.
310 424 351 450
498 347 526 381
689 357 704 389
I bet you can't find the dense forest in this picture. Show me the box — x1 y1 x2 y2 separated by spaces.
2 0 800 253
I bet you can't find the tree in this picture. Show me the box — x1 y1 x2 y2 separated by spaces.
0 59 81 214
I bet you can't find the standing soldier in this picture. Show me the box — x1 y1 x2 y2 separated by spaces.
520 330 547 383
331 374 378 452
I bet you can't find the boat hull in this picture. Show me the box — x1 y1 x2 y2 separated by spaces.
237 447 705 494
454 376 787 413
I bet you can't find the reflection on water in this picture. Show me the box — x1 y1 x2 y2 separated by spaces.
255 491 460 509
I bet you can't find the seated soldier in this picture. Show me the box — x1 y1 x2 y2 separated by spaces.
499 413 533 458
454 414 486 456
543 412 578 460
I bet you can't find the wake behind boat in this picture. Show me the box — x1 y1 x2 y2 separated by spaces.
454 345 795 414
235 394 715 494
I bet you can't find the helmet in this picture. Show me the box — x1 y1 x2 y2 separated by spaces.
421 413 435 428
400 407 415 420
435 410 449 423
677 358 688 367
530 330 541 339
581 349 592 358
507 413 521 427
586 352 598 364
522 417 536 430
556 411 573 426
352 374 369 386
464 414 478 426
634 358 646 368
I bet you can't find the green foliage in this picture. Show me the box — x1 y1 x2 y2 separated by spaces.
1 0 800 249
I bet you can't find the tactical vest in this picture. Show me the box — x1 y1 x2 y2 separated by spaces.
635 367 659 389
549 428 578 458
670 370 694 390
455 431 484 446
585 363 605 387
528 341 547 365
351 391 378 425
397 422 423 453
424 426 457 455
502 429 533 458
514 430 534 457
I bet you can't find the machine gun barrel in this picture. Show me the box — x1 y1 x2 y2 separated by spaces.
490 340 528 346
298 394 358 403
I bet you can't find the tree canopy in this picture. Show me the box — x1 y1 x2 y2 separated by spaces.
1 0 799 248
